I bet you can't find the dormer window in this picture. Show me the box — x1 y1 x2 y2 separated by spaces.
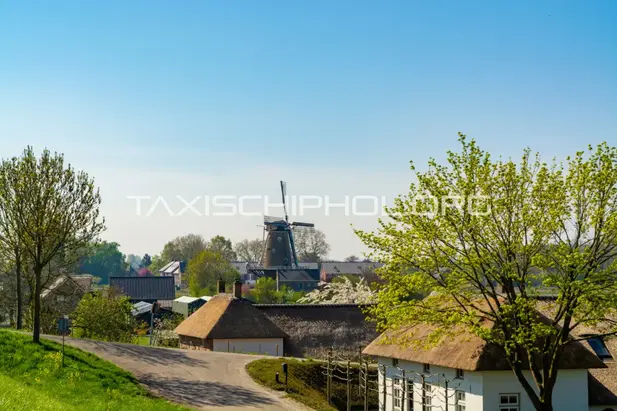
586 336 612 360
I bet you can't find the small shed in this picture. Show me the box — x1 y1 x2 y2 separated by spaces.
172 296 210 318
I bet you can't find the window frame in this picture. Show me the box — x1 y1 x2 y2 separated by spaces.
455 368 464 379
499 393 520 411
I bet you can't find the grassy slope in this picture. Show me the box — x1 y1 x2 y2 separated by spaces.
246 358 379 411
247 358 337 411
0 330 188 411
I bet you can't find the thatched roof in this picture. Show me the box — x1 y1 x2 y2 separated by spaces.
174 294 287 340
589 338 617 405
362 303 607 372
256 303 379 358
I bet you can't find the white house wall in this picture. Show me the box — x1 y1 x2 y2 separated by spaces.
377 357 483 411
213 338 283 356
482 369 588 411
377 357 590 411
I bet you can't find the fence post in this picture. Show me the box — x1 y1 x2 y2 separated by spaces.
326 349 332 405
363 359 369 411
346 360 351 411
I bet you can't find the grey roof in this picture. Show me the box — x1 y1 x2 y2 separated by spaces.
109 276 175 301
320 261 384 275
277 269 319 282
132 301 152 316
159 261 186 275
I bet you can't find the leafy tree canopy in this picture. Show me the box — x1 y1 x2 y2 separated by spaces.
161 234 207 262
187 250 239 296
356 135 617 411
77 241 125 284
207 235 237 261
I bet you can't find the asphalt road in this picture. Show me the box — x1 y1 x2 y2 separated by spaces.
45 336 306 410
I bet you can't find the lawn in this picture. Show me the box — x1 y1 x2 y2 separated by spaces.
0 330 188 411
246 358 379 411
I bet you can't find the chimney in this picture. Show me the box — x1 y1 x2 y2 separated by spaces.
233 280 242 299
217 278 225 294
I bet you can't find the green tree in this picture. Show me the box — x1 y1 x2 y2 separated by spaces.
250 277 279 303
187 250 239 296
142 253 152 267
344 255 359 262
207 235 237 261
356 135 617 411
148 254 165 274
161 234 207 262
77 241 125 284
0 147 104 343
72 289 136 342
234 238 265 263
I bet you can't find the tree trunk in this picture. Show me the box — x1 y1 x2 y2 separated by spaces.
32 266 41 343
15 250 22 330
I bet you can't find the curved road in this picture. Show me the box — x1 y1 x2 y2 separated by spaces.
45 336 307 410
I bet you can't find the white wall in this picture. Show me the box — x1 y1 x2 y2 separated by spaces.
377 357 591 411
213 338 284 356
377 357 483 411
482 369 588 411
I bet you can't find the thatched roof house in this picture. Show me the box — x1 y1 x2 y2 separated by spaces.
174 280 287 356
362 303 617 410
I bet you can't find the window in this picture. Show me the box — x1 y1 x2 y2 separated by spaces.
393 377 403 410
499 393 519 411
392 358 399 367
587 336 613 359
456 368 464 379
407 381 414 411
423 383 433 411
455 390 466 411
423 363 430 373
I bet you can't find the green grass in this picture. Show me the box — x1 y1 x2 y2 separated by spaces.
0 330 188 411
133 335 151 346
246 358 379 411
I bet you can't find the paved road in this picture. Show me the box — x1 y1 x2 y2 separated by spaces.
45 336 306 410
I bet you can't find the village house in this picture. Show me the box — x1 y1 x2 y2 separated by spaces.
363 316 617 411
159 261 187 288
175 280 287 356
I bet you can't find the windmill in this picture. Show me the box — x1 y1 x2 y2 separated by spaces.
262 181 315 268
249 181 321 291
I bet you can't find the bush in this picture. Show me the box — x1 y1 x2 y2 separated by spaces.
71 290 136 343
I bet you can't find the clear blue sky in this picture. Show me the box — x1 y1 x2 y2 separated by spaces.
0 0 616 258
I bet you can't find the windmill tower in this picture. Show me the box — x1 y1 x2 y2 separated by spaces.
250 181 321 291
262 181 314 268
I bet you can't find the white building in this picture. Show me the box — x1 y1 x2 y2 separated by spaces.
363 323 617 411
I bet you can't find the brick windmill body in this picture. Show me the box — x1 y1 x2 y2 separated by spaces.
249 181 321 292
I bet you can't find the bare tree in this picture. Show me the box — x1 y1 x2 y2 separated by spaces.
293 228 331 262
234 238 265 263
